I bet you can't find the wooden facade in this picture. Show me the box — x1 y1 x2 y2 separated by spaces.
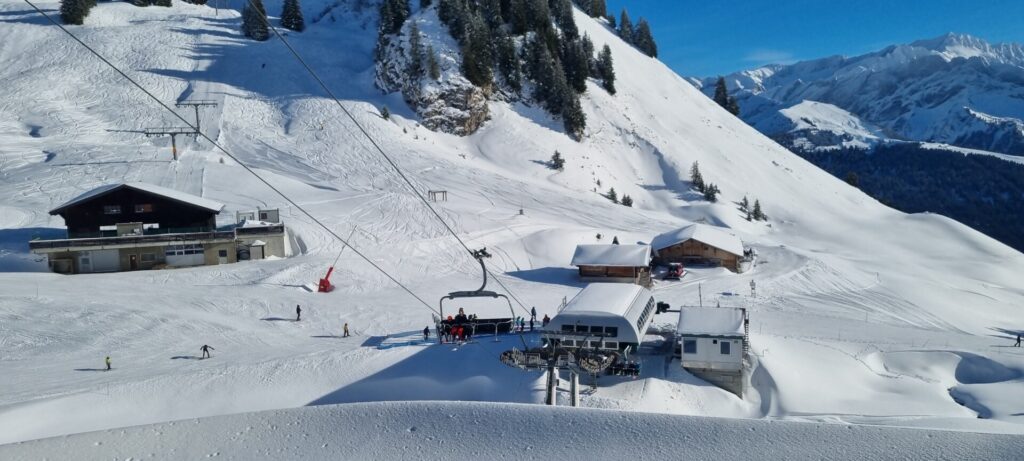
51 186 219 238
656 239 740 272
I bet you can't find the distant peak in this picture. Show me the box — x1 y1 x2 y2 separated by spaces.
908 33 993 54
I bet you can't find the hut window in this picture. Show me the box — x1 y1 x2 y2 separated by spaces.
561 325 574 332
141 253 156 263
605 327 618 337
605 342 618 350
103 205 122 215
135 204 153 213
590 326 604 334
575 325 588 333
720 341 731 355
683 340 697 354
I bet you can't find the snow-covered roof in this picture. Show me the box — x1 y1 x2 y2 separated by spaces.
571 244 651 267
50 182 224 214
677 307 746 337
651 224 743 256
561 283 646 318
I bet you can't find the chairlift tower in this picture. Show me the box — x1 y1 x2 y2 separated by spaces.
144 127 195 161
175 100 218 138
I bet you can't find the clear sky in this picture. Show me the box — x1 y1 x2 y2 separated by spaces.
604 0 1024 77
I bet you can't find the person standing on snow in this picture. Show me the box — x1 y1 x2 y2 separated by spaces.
423 326 430 342
105 356 112 371
1016 334 1021 347
343 323 350 337
531 306 537 322
200 344 214 359
296 304 302 321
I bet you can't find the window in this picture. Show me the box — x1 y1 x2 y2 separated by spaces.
720 341 731 355
604 327 618 337
563 340 576 347
575 325 588 333
259 212 269 220
683 339 697 354
165 244 204 256
134 204 153 213
589 341 602 348
589 326 604 334
605 341 618 350
218 249 228 258
103 205 121 215
141 253 155 263
561 325 574 332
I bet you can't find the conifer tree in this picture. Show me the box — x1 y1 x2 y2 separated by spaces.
703 183 720 202
550 150 565 170
60 0 89 24
633 18 657 57
381 105 391 120
427 45 441 80
281 0 305 32
690 161 705 192
508 0 528 34
845 171 859 187
621 195 633 207
495 30 522 93
606 14 615 29
740 195 749 212
408 22 424 77
618 9 633 44
713 76 730 110
726 96 740 116
590 0 606 18
753 199 765 221
562 91 586 140
461 12 494 87
597 44 615 95
607 187 618 204
561 39 589 93
242 0 270 41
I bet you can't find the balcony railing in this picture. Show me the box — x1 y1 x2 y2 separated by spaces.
30 230 236 250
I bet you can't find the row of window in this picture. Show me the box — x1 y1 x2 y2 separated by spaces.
635 297 655 333
682 339 732 355
102 204 154 215
562 340 618 350
166 244 204 256
559 324 619 337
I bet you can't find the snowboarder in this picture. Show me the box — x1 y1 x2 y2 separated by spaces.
1016 334 1021 347
200 344 214 359
542 314 550 327
612 236 619 245
530 306 537 322
105 356 111 371
296 304 302 321
343 323 350 337
423 326 430 342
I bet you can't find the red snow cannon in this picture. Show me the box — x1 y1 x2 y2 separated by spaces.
318 267 335 293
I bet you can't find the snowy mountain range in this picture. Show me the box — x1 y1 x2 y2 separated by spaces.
2 1 1024 456
695 33 1024 155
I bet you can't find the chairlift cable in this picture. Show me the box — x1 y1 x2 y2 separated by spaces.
23 0 439 315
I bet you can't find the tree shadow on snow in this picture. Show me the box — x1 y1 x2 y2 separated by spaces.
0 9 58 26
170 355 201 360
307 334 545 406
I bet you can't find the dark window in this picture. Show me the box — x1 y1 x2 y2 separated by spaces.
683 340 697 354
141 253 156 262
589 326 604 334
259 212 269 220
575 325 588 333
218 249 228 258
135 204 153 213
720 341 731 355
103 205 121 215
604 327 618 337
605 341 618 350
561 325 574 332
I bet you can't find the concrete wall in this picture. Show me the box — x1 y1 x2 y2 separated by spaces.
118 246 166 271
203 242 238 266
687 368 745 397
237 234 287 259
679 336 743 371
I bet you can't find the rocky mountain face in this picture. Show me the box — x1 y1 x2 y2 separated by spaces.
694 33 1024 155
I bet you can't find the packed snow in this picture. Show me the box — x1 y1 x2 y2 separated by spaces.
1 0 1024 457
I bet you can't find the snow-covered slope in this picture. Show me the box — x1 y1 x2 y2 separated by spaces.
1 0 1024 452
697 33 1024 155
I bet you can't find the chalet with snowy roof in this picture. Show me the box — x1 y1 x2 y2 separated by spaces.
651 224 746 272
570 244 652 286
676 307 749 397
30 183 290 274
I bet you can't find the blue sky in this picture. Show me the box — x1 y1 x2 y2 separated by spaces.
604 1 1024 77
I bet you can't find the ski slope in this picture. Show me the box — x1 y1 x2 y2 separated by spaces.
1 0 1024 456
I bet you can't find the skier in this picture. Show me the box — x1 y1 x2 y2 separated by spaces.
1016 334 1021 347
596 233 602 241
200 344 214 359
542 314 550 327
105 356 112 371
531 306 537 322
296 304 302 321
529 318 534 332
423 326 430 342
343 322 350 337
612 236 619 245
